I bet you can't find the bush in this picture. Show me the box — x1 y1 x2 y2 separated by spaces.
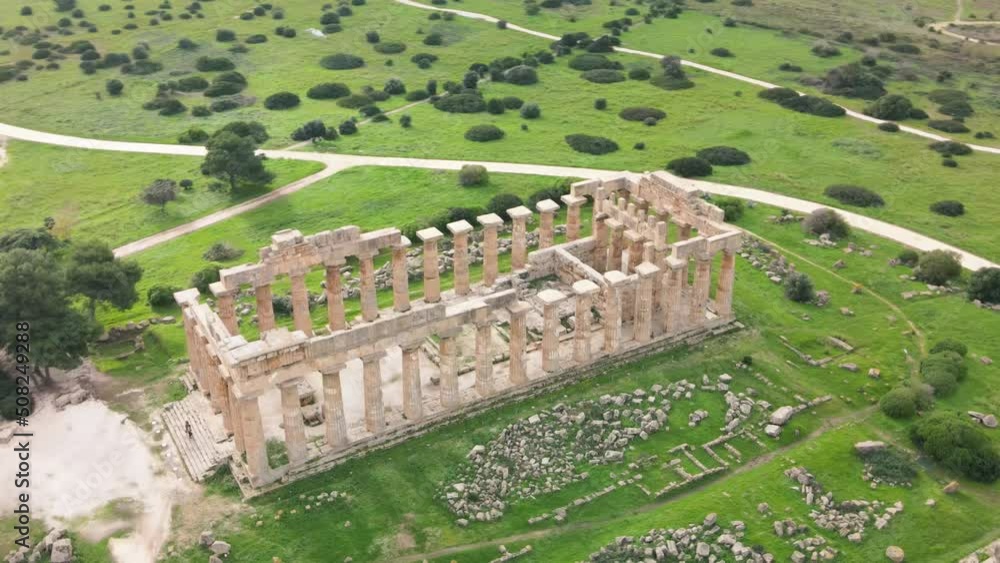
399 114 412 128
486 98 505 114
569 53 622 71
967 267 1000 303
864 94 913 121
802 208 850 239
581 69 626 83
202 242 244 261
320 53 365 70
105 78 124 96
938 100 974 119
405 89 430 102
857 446 918 483
927 89 968 105
338 120 358 135
464 124 505 142
189 265 221 293
930 200 964 217
374 41 407 54
520 103 541 119
942 158 958 168
914 250 961 285
565 134 618 155
147 284 180 307
502 96 524 109
178 127 209 144
878 122 900 132
908 107 929 119
486 193 524 221
897 249 919 267
810 40 840 57
157 99 186 116
710 47 733 57
505 65 538 85
423 32 443 46
821 63 886 100
307 82 350 100
594 98 607 110
823 184 884 207
927 119 970 133
383 78 406 95
779 62 803 72
880 387 917 419
910 413 1000 483
931 339 968 357
196 56 234 71
291 120 337 142
696 146 750 166
177 76 209 92
245 34 268 44
122 60 163 75
628 67 651 80
784 272 815 303
459 164 489 187
928 141 972 156
778 95 845 117
336 94 371 109
618 106 666 122
216 29 236 42
264 91 300 110
666 156 713 178
434 94 486 113
715 197 744 221
759 87 800 102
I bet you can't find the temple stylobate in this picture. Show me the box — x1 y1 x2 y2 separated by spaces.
176 171 743 492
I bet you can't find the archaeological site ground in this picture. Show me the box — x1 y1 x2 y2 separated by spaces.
1 0 999 562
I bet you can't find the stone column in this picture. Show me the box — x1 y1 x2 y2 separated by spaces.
229 385 244 455
239 394 269 485
361 352 386 434
572 279 600 363
662 256 686 334
508 206 532 271
325 261 347 331
690 248 713 325
290 270 312 336
392 237 411 313
320 364 349 449
417 227 443 303
606 219 625 272
538 289 566 373
561 194 587 241
447 220 473 296
623 230 644 274
254 282 276 333
477 213 503 287
400 339 424 421
603 271 627 354
592 186 607 235
536 199 560 249
474 320 494 397
210 283 239 336
593 212 609 272
679 223 692 240
715 249 737 320
358 249 379 323
634 262 660 344
507 301 531 385
437 328 461 409
279 379 307 467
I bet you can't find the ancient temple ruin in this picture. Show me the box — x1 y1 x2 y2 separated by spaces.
175 171 743 493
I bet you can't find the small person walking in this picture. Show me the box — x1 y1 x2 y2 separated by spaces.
185 420 194 439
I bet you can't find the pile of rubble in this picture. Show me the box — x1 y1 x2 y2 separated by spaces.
440 384 673 523
586 513 775 562
968 411 999 429
4 528 72 563
739 237 794 285
784 467 902 543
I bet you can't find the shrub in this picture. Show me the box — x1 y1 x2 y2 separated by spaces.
435 94 486 113
928 89 969 105
889 43 920 54
105 78 124 96
338 120 358 135
929 141 972 156
264 91 300 110
486 193 524 221
778 95 845 117
710 47 733 57
337 94 372 109
216 29 236 42
857 446 918 483
307 82 350 100
897 249 919 267
823 184 884 207
910 413 1000 483
968 267 1000 303
464 124 505 142
618 106 666 122
423 33 443 46
202 242 244 261
581 69 626 83
942 158 958 168
204 74 247 96
505 65 539 85
908 107 929 119
405 89 430 102
189 265 221 293
930 200 964 217
821 63 886 99
158 99 186 116
366 31 380 44
759 87 800 102
594 98 607 110
400 114 412 128
878 122 900 132
927 119 969 133
486 98 505 114
520 103 541 119
802 208 850 239
938 100 974 118
864 94 913 121
779 62 803 72
147 284 180 307
667 156 713 178
122 60 163 75
915 249 961 285
784 272 815 303
565 134 618 155
696 146 750 166
196 56 234 71
650 74 694 90
245 34 268 44
320 53 365 70
209 99 240 112
374 41 407 54
880 387 917 419
810 40 840 57
715 197 744 221
192 106 211 117
383 78 406 95
178 127 209 144
923 368 958 396
628 67 651 80
569 53 622 71
931 339 968 357
459 164 489 187
177 76 209 92
503 96 524 109
291 120 337 142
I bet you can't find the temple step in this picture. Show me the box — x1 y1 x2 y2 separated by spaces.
162 393 233 482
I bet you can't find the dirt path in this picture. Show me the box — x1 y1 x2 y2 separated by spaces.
391 406 876 563
393 0 1000 154
927 0 1000 45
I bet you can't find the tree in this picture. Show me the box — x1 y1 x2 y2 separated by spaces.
0 228 60 253
106 79 124 96
864 94 913 121
214 121 269 145
486 193 524 221
784 272 815 303
968 267 1000 304
141 179 178 212
915 250 961 285
291 120 337 142
910 412 1000 483
0 249 100 381
66 240 143 319
879 387 917 419
201 131 273 192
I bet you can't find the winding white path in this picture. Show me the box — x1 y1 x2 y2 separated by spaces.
394 0 1000 155
1 122 994 271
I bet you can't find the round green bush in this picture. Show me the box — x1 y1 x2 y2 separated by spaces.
778 95 846 117
923 368 958 396
715 197 744 221
938 100 974 118
922 351 967 381
696 146 750 166
942 158 958 168
434 93 486 113
915 249 962 285
307 82 350 100
519 103 541 119
927 119 970 133
581 69 626 83
823 184 884 207
710 47 733 57
880 387 917 419
189 265 221 293
105 78 124 95
666 156 713 178
783 271 815 303
486 98 505 114
897 249 919 267
802 208 850 239
565 134 619 155
486 193 524 221
178 127 209 144
878 122 900 132
177 76 209 92
464 124 505 142
320 53 365 70
504 65 538 85
264 91 300 110
929 141 972 156
410 53 438 65
927 88 969 105
968 267 1000 304
594 98 607 110
930 200 964 217
627 67 651 80
459 164 489 187
405 89 429 101
195 56 234 71
910 413 1000 483
930 339 968 357
618 106 666 122
758 87 799 102
864 94 913 120
502 96 524 109
649 74 694 90
147 284 180 307
337 94 372 109
423 33 443 46
568 53 621 71
374 41 406 54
